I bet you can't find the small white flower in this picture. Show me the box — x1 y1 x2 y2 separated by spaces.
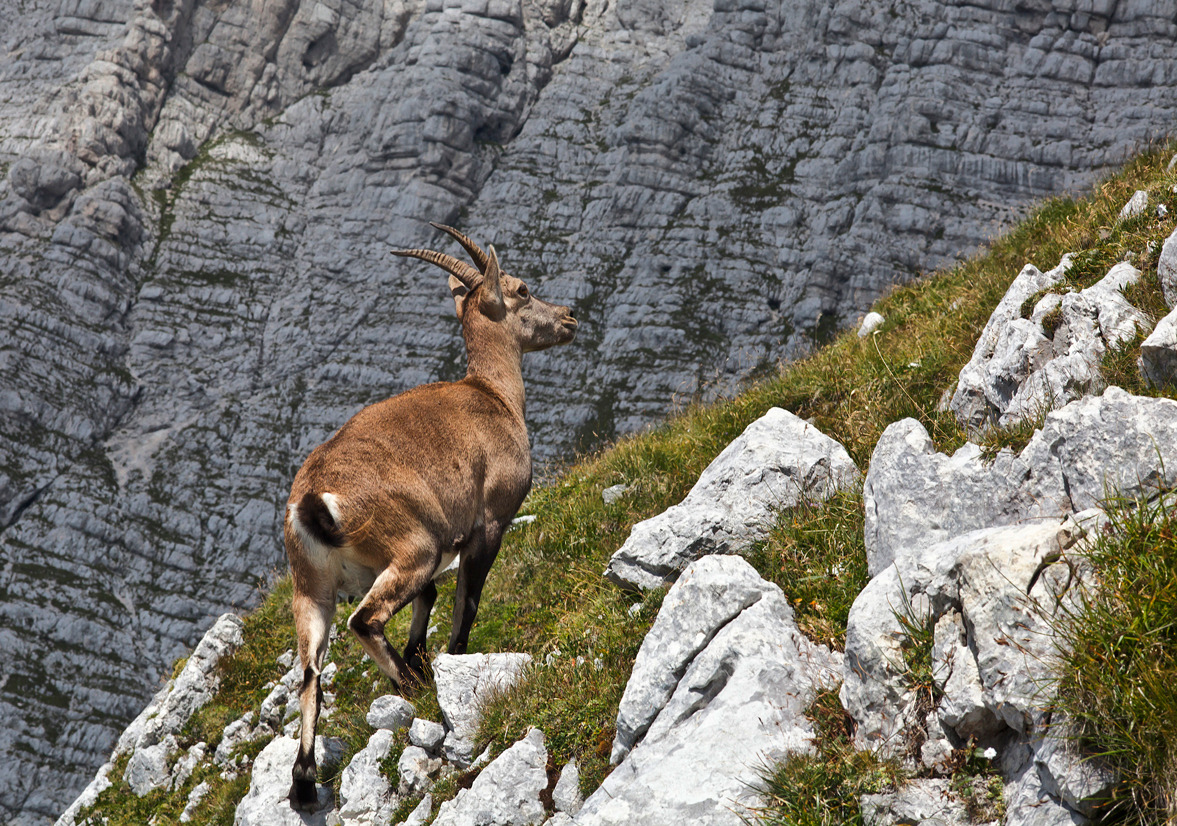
983 747 997 760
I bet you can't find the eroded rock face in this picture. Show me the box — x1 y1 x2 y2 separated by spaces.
864 389 1177 576
431 728 548 826
432 652 532 764
232 736 345 826
583 555 841 826
11 0 1177 818
841 516 1097 753
605 407 859 590
949 256 1151 431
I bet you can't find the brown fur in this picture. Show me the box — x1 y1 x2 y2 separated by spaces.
283 230 576 810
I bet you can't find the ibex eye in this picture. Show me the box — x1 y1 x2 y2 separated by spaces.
518 285 529 297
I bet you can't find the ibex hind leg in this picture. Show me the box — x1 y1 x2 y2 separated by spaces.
348 560 434 696
290 591 334 811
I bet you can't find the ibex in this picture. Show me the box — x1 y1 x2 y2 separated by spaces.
283 224 577 809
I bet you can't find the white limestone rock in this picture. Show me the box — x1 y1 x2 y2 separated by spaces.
400 793 433 826
865 390 1177 575
367 695 415 732
259 682 290 732
121 614 246 756
602 483 628 505
1140 305 1177 388
432 728 548 826
1034 717 1116 818
552 757 582 815
949 257 1150 432
408 718 447 754
1117 189 1149 221
398 745 442 797
171 742 207 791
1157 226 1177 308
605 407 859 590
841 516 1095 754
1004 761 1089 826
180 780 211 823
124 733 178 797
861 779 969 826
433 653 532 741
583 555 840 826
339 729 398 825
233 736 345 826
214 715 257 767
443 731 478 771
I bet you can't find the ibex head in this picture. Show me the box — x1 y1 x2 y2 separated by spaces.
393 223 577 352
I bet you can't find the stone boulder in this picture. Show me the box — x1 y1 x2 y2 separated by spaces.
433 652 532 742
579 555 841 826
1139 305 1177 388
841 515 1097 753
338 729 398 825
233 735 345 826
604 407 859 591
1158 226 1177 308
367 695 415 732
865 389 1177 575
408 718 447 754
861 779 969 826
119 614 245 756
551 758 582 816
432 728 548 826
949 257 1151 431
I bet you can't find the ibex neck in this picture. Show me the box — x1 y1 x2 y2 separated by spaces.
463 323 526 420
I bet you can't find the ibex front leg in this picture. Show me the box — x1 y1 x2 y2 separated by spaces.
448 526 503 655
290 591 334 811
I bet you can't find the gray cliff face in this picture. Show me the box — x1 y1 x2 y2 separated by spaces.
3 0 1177 820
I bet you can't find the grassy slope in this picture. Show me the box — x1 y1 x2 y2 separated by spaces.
83 143 1177 825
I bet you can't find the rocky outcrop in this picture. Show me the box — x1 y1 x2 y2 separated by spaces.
1139 305 1177 388
605 406 859 590
864 388 1177 576
842 515 1098 753
433 652 532 767
583 555 841 825
234 736 346 826
432 728 549 826
949 254 1151 431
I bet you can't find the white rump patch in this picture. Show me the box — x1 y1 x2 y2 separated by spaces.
319 492 343 523
288 494 344 570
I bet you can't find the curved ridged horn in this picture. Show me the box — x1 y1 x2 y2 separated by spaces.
391 248 481 288
430 223 490 273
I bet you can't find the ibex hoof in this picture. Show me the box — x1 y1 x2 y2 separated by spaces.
289 779 321 811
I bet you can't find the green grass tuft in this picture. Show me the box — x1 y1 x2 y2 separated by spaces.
745 488 868 650
1055 489 1177 824
755 687 903 826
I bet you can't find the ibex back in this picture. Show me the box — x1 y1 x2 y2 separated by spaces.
283 224 577 810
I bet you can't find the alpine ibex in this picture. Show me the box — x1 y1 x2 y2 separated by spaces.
283 224 577 809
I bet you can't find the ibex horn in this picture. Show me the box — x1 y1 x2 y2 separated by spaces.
430 223 490 273
391 248 482 288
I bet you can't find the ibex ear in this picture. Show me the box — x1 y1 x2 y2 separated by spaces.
449 275 471 316
480 244 505 319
